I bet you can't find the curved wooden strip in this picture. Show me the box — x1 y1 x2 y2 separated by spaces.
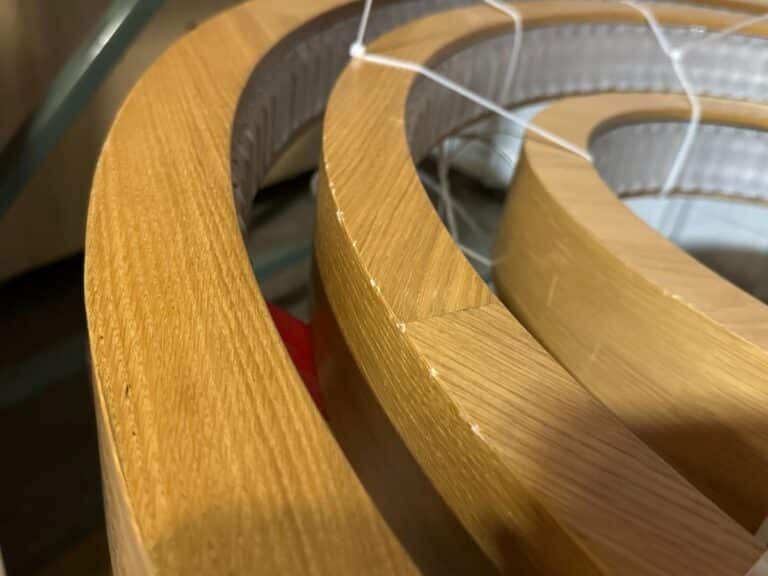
85 0 446 572
317 2 766 574
495 93 768 536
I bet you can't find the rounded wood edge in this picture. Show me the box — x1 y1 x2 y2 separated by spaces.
317 2 764 574
90 364 154 575
496 92 768 534
84 1 419 573
314 178 602 575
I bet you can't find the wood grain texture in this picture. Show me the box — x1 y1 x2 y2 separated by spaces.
317 2 765 574
311 271 500 574
495 93 768 536
85 0 419 573
316 172 600 575
407 302 760 575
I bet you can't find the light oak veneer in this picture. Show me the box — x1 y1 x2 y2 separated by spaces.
316 2 768 574
84 0 470 572
495 93 768 537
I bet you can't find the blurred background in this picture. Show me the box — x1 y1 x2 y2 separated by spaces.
0 2 249 574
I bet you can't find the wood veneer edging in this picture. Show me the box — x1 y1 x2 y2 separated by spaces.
317 2 765 574
84 0 428 572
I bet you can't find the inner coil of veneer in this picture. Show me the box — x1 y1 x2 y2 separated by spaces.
494 92 768 538
314 2 768 574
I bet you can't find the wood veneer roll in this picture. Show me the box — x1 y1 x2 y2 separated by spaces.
495 92 768 538
85 0 489 572
85 0 768 572
316 2 768 574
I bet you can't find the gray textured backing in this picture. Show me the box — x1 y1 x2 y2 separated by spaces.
229 4 768 230
407 23 768 160
592 122 768 201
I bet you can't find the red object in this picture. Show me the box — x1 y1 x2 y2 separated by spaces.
267 303 324 415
